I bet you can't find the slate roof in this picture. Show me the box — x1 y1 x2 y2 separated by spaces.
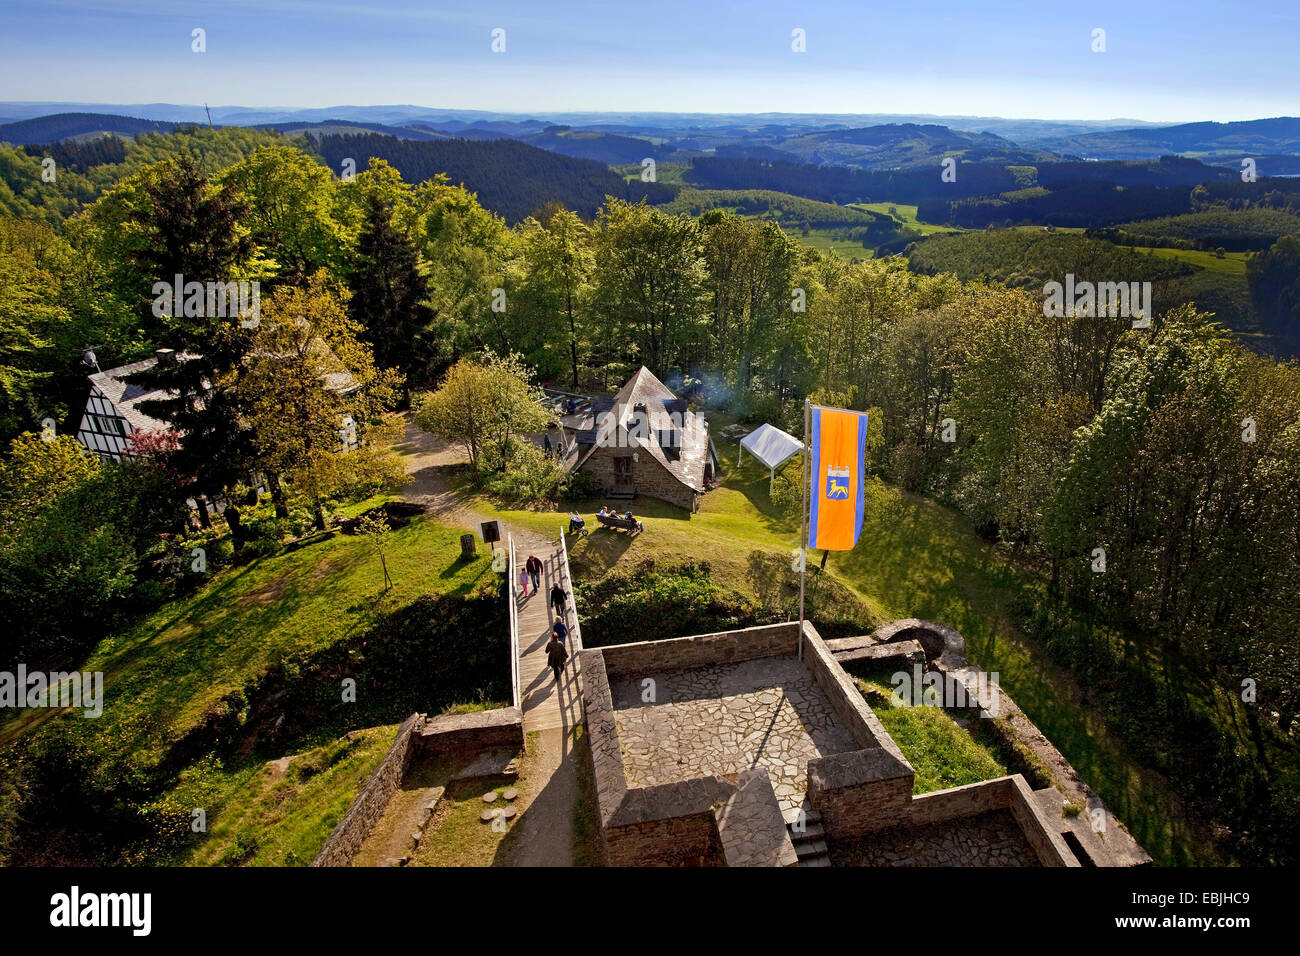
88 354 199 434
574 366 714 493
89 341 357 437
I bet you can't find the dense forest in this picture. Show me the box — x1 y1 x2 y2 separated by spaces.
1095 208 1300 252
311 133 674 222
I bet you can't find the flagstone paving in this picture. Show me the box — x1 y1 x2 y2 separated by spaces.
609 656 857 818
827 810 1040 867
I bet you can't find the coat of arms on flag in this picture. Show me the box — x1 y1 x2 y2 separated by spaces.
825 466 850 499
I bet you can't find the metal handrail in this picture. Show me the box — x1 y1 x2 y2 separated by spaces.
507 533 521 708
558 526 584 652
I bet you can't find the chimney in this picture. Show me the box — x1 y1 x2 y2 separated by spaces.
155 348 177 366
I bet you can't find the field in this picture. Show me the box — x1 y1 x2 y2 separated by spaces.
787 227 875 259
849 202 963 236
1128 245 1249 275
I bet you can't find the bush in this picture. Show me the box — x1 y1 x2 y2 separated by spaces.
578 559 779 645
485 441 569 505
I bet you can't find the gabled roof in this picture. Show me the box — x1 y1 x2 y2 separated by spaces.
88 354 198 435
574 365 713 493
610 365 677 410
89 338 357 438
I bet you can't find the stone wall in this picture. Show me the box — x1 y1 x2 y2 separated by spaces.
1007 775 1077 867
598 622 800 681
907 777 1014 827
579 649 629 830
801 621 907 762
807 747 915 837
312 713 422 867
581 446 698 511
605 807 727 866
413 706 523 758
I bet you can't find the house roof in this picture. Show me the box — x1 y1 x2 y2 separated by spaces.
574 365 713 493
88 354 199 435
89 339 357 437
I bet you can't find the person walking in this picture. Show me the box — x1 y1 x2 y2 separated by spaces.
551 617 569 648
550 582 567 619
525 554 543 595
546 633 569 686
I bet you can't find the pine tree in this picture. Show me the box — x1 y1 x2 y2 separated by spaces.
124 155 256 539
349 193 436 396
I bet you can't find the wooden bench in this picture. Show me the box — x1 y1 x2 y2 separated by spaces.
598 512 643 534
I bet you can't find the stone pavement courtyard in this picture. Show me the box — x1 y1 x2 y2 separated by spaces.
609 655 858 820
828 809 1040 867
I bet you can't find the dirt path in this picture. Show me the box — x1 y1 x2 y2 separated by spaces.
394 418 550 551
506 728 580 866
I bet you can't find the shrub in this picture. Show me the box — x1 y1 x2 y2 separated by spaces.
485 441 569 505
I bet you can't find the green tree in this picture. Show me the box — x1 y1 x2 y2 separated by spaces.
123 155 257 535
220 144 350 286
514 208 592 388
349 192 436 393
590 199 709 381
413 352 551 485
244 272 407 531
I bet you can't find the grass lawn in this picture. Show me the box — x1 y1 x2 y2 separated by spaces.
785 227 875 260
0 512 500 865
0 514 494 762
853 673 1008 794
183 724 400 866
407 777 518 867
458 428 1220 864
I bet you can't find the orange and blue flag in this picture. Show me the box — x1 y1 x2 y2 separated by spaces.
809 405 868 551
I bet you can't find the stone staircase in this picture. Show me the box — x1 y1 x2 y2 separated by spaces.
787 808 831 867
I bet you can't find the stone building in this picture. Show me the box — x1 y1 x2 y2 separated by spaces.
559 366 719 512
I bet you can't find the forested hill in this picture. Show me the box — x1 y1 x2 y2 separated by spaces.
0 112 178 144
311 133 673 222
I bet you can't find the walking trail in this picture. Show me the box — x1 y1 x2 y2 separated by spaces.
394 418 586 865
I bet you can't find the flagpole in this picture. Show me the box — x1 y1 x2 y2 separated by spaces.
798 398 810 660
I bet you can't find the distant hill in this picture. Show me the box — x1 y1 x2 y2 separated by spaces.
310 133 674 222
1031 117 1300 161
516 126 673 165
256 119 449 142
774 123 1050 169
0 111 177 144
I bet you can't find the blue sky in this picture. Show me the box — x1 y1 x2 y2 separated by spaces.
1 0 1297 121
